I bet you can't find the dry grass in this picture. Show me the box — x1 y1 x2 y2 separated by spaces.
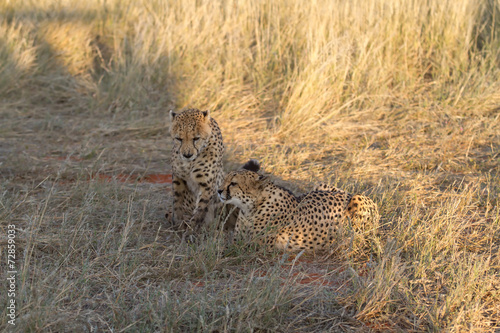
1 0 499 331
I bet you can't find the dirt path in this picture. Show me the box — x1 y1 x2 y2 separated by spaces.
1 104 173 186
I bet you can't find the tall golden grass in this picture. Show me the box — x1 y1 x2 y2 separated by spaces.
1 0 499 331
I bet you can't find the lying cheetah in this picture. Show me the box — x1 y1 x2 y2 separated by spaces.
169 108 224 229
218 160 379 251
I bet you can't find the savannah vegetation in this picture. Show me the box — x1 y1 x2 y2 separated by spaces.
1 0 499 331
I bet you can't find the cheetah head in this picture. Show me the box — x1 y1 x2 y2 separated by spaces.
218 169 268 213
170 108 212 161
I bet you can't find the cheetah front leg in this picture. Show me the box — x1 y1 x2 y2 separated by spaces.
187 177 218 230
191 182 214 226
172 175 190 227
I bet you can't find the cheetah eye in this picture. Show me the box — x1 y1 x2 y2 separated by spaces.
193 137 200 142
229 182 237 187
175 137 182 142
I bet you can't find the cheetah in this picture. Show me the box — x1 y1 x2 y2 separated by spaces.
169 108 224 230
218 160 379 251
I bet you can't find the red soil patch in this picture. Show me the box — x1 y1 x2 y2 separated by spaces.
44 155 173 184
143 174 172 184
284 254 314 264
93 173 172 184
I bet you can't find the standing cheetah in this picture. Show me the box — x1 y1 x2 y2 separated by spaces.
218 160 379 251
169 108 224 230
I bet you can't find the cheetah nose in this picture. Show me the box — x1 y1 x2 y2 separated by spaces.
217 189 223 195
183 153 193 159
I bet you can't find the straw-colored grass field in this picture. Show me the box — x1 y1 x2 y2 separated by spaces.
1 0 499 331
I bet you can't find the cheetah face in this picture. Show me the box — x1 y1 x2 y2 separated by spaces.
218 170 264 211
170 109 212 161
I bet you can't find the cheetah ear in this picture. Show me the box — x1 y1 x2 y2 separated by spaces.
169 110 177 121
202 110 210 119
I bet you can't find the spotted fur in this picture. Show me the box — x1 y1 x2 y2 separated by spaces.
218 163 379 251
170 108 224 229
